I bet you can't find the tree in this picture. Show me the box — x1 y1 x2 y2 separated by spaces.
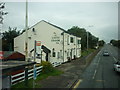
98 40 105 46
110 39 120 48
67 26 99 50
2 27 20 51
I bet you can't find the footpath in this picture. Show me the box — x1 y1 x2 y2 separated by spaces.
37 49 100 88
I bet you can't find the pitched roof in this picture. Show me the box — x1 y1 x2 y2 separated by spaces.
21 20 81 38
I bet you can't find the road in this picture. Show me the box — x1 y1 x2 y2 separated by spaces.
77 44 120 88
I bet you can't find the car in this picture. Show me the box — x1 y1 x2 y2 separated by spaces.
103 51 109 56
114 61 120 72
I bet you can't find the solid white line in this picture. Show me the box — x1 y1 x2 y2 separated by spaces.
113 57 117 62
97 57 100 64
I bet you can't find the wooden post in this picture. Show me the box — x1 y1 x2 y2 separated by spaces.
25 67 28 87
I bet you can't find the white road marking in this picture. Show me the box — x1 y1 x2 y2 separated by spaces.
92 57 100 79
97 57 100 65
113 57 117 62
92 69 97 79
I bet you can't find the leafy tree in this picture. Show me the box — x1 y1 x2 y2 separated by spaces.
98 40 105 46
110 39 120 48
67 26 99 50
2 27 20 51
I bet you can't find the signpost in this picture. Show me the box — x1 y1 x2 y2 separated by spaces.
33 64 36 88
34 40 41 63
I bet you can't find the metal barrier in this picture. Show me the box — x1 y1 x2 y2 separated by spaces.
52 62 62 67
11 66 43 85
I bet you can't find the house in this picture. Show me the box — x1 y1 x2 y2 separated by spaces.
14 20 81 64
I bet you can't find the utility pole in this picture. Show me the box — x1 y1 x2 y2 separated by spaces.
87 31 89 51
63 32 64 63
86 25 93 52
25 0 28 62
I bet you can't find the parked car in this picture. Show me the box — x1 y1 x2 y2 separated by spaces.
114 61 120 72
103 51 109 56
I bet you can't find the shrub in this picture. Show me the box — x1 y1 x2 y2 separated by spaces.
40 61 54 74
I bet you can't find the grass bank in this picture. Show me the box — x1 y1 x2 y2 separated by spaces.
11 68 63 89
81 48 95 57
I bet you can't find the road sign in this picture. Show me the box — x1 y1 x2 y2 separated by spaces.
36 41 41 46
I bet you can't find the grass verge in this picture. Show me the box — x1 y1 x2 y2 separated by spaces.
11 68 63 89
81 48 95 57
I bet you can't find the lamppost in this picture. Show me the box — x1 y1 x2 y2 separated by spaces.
25 0 28 62
86 25 93 52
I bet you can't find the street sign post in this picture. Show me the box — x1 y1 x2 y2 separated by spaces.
33 65 37 80
34 40 41 63
33 64 36 88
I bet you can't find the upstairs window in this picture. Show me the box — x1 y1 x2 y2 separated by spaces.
57 52 60 59
70 37 74 43
67 35 69 45
78 40 81 44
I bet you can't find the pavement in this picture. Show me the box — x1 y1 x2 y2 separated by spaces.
37 49 100 88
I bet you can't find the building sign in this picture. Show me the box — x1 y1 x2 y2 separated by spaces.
51 36 60 42
0 51 4 59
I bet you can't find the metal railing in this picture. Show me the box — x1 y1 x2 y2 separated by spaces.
52 62 62 67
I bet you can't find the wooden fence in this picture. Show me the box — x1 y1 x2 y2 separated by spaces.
11 66 43 85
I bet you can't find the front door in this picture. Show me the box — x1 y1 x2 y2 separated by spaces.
46 53 48 61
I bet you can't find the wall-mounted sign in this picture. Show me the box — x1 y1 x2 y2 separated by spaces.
51 36 60 42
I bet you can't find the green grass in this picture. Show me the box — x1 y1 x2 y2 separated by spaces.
11 68 63 89
81 48 95 57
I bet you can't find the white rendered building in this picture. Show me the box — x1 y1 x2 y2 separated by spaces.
14 20 81 64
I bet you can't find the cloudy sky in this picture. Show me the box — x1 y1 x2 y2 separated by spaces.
2 1 118 43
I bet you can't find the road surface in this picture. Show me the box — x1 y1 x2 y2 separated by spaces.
77 44 120 88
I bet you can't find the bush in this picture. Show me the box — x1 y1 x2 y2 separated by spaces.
40 61 54 74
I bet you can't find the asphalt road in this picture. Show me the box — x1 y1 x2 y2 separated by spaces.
77 44 120 88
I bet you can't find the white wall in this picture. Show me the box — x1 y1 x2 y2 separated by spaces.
14 20 81 64
14 20 63 63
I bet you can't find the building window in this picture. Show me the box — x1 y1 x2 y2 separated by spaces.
52 48 56 57
53 52 56 57
57 52 60 59
70 37 74 43
67 35 69 45
78 40 81 44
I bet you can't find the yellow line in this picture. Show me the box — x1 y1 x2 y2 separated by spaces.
73 79 82 89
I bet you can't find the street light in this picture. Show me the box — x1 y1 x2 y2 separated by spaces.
86 25 93 52
25 0 28 62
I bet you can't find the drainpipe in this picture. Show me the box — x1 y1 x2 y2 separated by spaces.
63 32 64 63
76 37 77 57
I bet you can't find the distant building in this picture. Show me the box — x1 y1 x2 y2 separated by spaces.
0 51 25 61
14 20 81 64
